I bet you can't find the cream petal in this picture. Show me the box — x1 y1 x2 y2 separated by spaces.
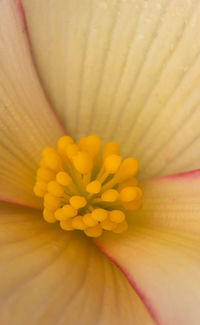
22 0 200 179
0 203 154 325
0 0 65 208
96 170 200 325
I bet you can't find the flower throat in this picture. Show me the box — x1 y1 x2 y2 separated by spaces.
34 135 142 238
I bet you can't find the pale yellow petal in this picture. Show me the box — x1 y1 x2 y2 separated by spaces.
22 0 200 178
0 202 154 325
0 0 65 208
96 170 200 325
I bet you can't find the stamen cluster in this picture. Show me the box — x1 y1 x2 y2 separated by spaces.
34 135 142 237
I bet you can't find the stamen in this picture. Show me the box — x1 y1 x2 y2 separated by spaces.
104 154 122 174
72 216 86 230
119 186 138 202
83 213 98 227
56 171 72 186
66 143 79 160
43 209 57 223
57 136 74 156
44 193 61 209
43 151 62 171
69 196 87 209
60 218 74 231
91 208 108 221
78 135 101 159
34 135 142 238
102 142 120 159
117 177 138 191
115 158 138 182
101 217 117 231
73 152 93 174
37 167 55 182
109 210 125 223
101 189 119 202
113 220 128 233
86 180 101 194
84 225 102 238
33 185 46 198
47 181 65 197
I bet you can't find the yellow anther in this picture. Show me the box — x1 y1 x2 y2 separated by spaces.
54 208 68 221
92 208 108 222
112 220 128 234
60 218 74 231
35 180 48 192
119 186 138 202
39 158 47 167
109 210 125 223
83 213 98 227
69 196 87 210
73 151 93 174
135 187 143 200
101 189 119 202
44 193 61 209
57 136 74 155
33 186 45 198
101 218 117 231
56 171 72 186
43 209 57 223
104 154 122 174
66 143 79 159
37 167 55 182
62 204 77 218
118 178 138 191
84 225 102 238
43 152 62 171
115 158 138 183
78 135 101 159
102 142 120 160
43 203 57 212
72 216 86 230
47 181 65 197
123 199 142 211
42 147 56 157
86 180 101 194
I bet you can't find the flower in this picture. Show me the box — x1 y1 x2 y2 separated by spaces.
1 0 200 324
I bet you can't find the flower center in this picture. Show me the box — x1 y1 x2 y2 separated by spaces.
33 135 142 238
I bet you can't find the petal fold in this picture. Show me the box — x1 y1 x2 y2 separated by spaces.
22 0 200 178
0 202 154 325
96 170 200 325
0 0 65 208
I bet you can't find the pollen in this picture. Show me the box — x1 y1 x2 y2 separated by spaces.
34 135 142 238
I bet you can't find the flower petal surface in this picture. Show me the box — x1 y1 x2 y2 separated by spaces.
0 0 65 208
22 0 200 178
96 170 200 325
0 202 154 325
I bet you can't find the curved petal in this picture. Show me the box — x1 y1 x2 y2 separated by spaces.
22 0 200 178
96 170 200 325
0 202 154 325
0 0 65 208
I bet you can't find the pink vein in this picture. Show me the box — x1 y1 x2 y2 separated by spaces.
95 242 161 325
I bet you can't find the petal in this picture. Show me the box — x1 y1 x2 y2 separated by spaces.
0 0 65 208
0 202 154 325
22 0 200 178
96 170 200 325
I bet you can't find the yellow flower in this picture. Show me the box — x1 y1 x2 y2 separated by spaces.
0 0 200 324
